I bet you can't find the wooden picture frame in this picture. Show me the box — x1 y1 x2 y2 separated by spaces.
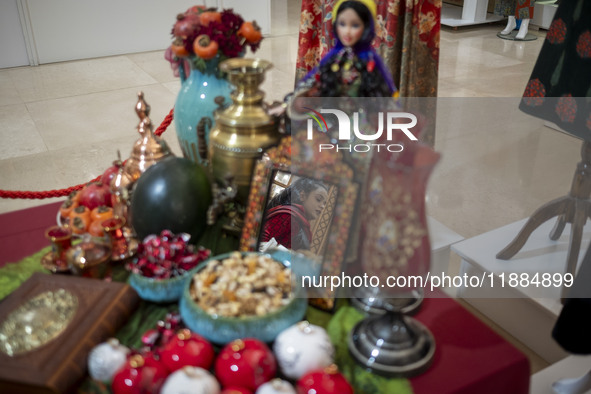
240 135 359 311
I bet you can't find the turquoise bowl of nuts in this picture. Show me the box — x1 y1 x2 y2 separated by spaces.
179 251 308 345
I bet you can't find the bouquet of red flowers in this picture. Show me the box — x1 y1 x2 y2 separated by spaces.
165 5 263 76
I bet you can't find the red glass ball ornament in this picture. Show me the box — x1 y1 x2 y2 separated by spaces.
221 387 253 394
160 329 215 372
296 365 353 394
111 354 170 394
215 338 277 390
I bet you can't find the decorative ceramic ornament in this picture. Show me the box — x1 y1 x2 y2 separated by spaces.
111 354 169 394
221 388 253 394
87 338 130 382
273 321 334 380
255 378 296 394
215 338 277 391
160 366 220 394
296 365 353 394
160 328 215 372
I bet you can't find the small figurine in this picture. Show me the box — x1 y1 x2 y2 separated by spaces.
296 0 397 98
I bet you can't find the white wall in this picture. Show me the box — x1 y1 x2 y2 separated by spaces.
219 0 271 36
4 0 270 67
24 0 201 64
0 0 29 68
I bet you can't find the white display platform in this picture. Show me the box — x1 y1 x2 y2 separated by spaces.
532 1 558 30
531 355 591 394
442 2 503 28
428 216 464 277
451 218 591 363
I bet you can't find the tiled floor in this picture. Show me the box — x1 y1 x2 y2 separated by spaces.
0 0 582 377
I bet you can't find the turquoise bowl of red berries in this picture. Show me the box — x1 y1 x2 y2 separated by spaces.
127 230 210 303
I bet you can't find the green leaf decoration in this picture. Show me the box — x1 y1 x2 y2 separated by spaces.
326 306 414 394
0 247 50 301
191 57 207 74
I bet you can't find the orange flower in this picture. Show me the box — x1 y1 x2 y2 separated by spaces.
303 48 318 68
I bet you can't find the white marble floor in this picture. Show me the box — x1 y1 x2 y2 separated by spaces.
1 3 577 241
0 1 304 215
0 0 581 375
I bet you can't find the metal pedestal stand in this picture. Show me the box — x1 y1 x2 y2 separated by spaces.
348 295 435 378
497 141 591 297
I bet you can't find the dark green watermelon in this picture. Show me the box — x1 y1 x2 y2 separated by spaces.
131 157 212 243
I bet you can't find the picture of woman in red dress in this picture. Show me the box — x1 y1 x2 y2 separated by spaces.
260 177 329 251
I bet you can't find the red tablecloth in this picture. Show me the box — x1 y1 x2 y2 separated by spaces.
411 293 530 393
0 202 530 393
0 201 62 267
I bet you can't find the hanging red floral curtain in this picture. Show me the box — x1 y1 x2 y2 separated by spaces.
295 0 441 144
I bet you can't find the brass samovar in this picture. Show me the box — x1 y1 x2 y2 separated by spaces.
208 58 281 205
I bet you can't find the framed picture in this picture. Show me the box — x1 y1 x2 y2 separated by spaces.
240 136 359 311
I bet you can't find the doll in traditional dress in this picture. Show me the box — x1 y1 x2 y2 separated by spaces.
296 0 397 98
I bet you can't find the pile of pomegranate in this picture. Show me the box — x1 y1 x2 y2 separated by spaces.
58 164 119 236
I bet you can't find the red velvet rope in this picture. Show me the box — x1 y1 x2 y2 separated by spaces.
0 108 174 200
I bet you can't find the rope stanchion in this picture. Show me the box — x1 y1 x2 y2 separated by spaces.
154 108 174 137
0 108 174 200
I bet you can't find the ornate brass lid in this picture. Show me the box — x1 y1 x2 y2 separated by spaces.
215 58 275 130
0 289 78 356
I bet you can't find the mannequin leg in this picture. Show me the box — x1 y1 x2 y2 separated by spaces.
515 18 530 40
500 16 517 35
552 369 591 394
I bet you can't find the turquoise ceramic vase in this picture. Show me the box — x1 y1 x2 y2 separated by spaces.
174 56 232 165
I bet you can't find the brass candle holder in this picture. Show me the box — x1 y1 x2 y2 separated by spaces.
42 226 73 273
348 142 440 378
102 217 137 261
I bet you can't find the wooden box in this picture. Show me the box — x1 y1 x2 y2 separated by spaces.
0 273 139 393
